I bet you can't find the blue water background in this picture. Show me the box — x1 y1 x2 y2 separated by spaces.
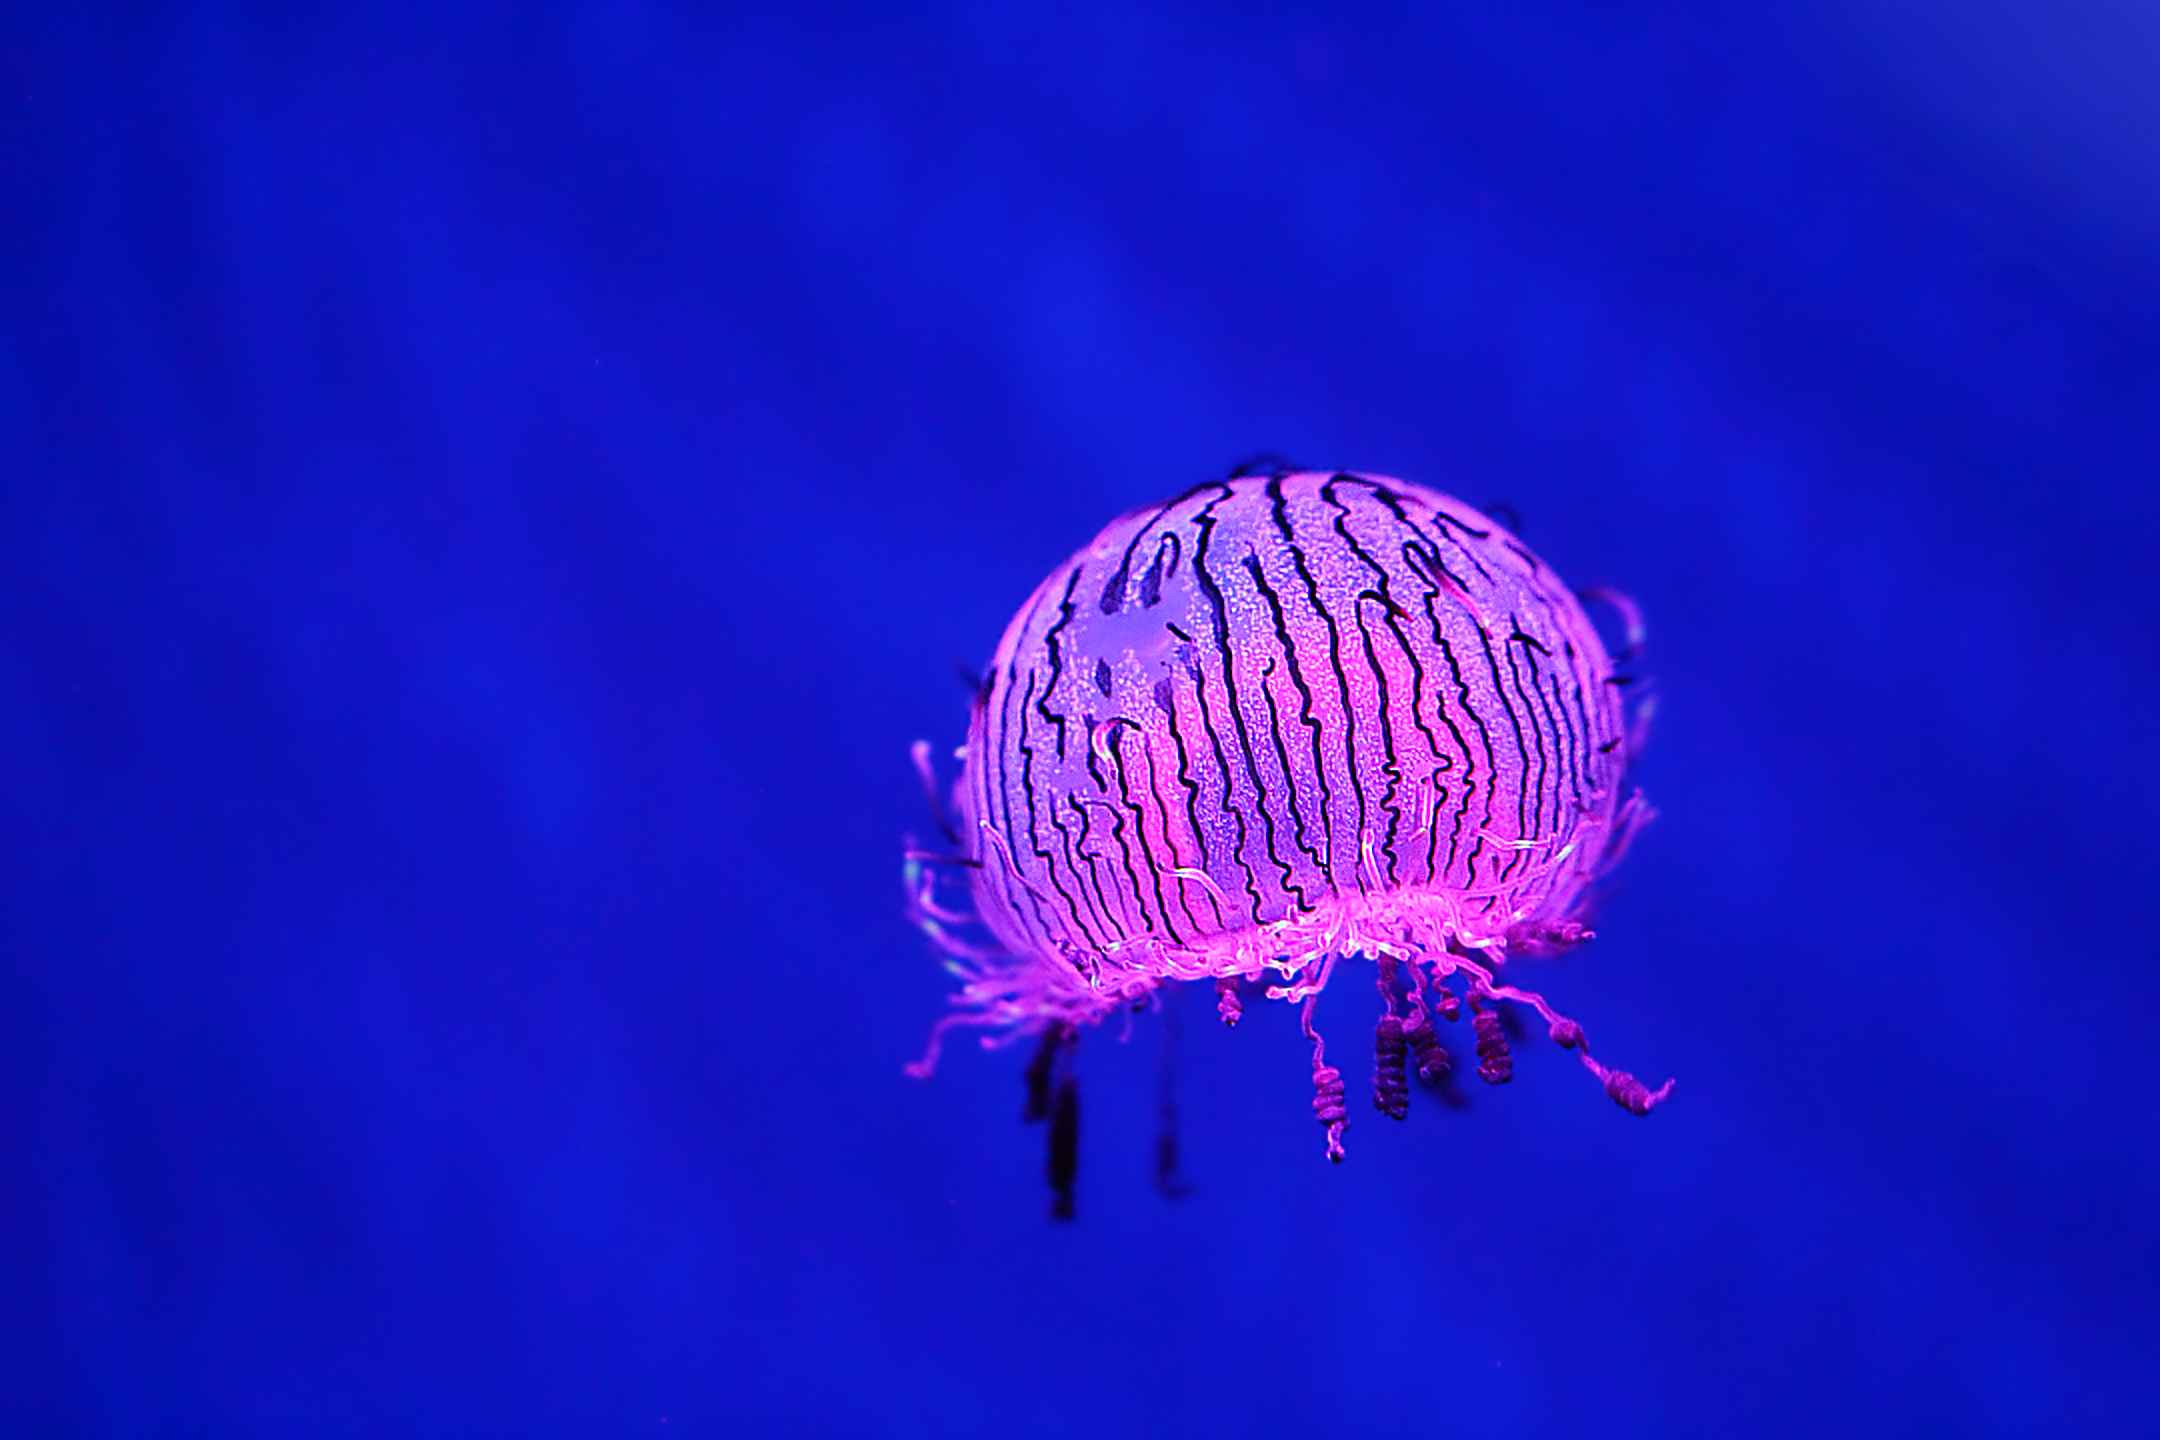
8 5 2157 1435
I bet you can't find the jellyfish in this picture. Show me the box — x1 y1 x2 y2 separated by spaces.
903 464 1670 1208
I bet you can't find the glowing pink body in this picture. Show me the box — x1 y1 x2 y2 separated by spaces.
906 471 1670 1163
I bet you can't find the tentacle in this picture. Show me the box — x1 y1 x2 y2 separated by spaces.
1298 962 1347 1162
1372 957 1409 1119
1215 976 1243 1028
1469 991 1514 1085
1047 1076 1080 1219
1576 586 1647 662
1624 687 1658 761
1401 959 1454 1086
1458 971 1676 1116
1578 1055 1675 1115
1154 1001 1191 1198
908 739 963 847
905 1010 997 1079
1021 1023 1070 1122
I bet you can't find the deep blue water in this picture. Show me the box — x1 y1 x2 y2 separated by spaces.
9 4 2158 1435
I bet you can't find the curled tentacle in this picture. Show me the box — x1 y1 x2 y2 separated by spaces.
1406 1017 1453 1086
1471 996 1514 1086
1312 1064 1348 1162
1301 974 1347 1162
1216 976 1243 1028
1373 1014 1410 1119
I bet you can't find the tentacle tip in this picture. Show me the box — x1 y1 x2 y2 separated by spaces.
1605 1069 1675 1116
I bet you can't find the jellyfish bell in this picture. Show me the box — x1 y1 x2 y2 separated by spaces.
904 469 1671 1205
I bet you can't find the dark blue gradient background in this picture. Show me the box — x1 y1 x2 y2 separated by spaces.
8 5 2156 1436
